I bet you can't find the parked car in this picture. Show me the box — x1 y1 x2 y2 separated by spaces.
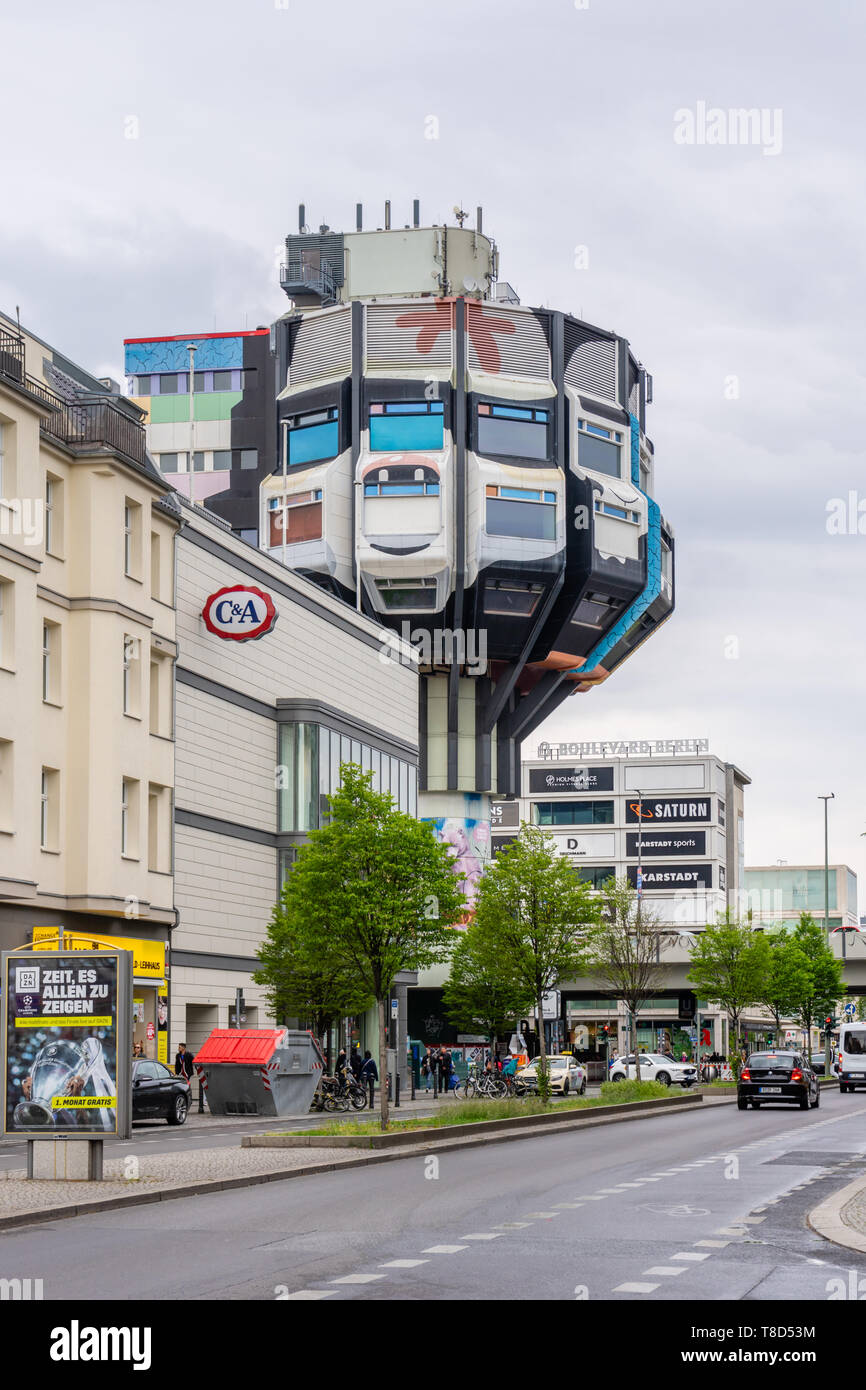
809 1051 827 1076
514 1054 586 1096
609 1053 697 1088
132 1058 191 1124
737 1051 819 1111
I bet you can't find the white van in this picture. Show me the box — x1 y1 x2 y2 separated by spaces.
836 1022 866 1092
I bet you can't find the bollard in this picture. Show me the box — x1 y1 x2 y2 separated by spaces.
368 1079 375 1110
410 1067 416 1101
395 1071 400 1107
433 1070 439 1100
198 1081 205 1114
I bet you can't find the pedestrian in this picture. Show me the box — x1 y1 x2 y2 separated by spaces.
174 1042 194 1082
335 1047 347 1080
350 1047 363 1080
360 1049 378 1100
421 1047 435 1092
440 1047 453 1093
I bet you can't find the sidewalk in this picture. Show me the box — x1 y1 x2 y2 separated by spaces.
809 1174 866 1255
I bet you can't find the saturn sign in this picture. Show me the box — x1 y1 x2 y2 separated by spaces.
201 585 277 642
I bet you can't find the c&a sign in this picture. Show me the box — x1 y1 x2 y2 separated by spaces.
202 585 277 642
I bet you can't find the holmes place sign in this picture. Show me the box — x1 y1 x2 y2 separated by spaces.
536 739 709 760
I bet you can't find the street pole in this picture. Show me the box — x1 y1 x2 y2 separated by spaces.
186 344 197 509
819 793 835 1073
636 789 643 922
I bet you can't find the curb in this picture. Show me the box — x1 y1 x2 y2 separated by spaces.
808 1175 866 1255
243 1091 702 1149
0 1090 704 1232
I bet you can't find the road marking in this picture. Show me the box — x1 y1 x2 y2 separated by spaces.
652 1171 680 1176
670 1252 711 1261
596 1188 624 1194
740 1216 766 1224
330 1273 385 1285
613 1282 659 1294
522 1211 560 1218
643 1266 687 1277
552 1202 584 1209
494 1222 533 1229
714 1227 746 1236
637 1176 661 1182
380 1259 429 1268
283 1289 338 1300
422 1244 468 1254
461 1233 503 1241
615 1181 644 1188
695 1239 730 1248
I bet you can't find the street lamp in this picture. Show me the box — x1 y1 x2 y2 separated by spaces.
819 793 835 1073
186 344 197 508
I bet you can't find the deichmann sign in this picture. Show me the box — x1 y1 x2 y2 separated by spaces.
32 929 165 981
2 949 132 1138
626 864 714 890
528 766 614 793
625 796 712 824
552 831 616 858
202 585 277 642
625 831 707 857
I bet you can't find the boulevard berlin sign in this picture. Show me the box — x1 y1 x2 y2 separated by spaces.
536 738 709 761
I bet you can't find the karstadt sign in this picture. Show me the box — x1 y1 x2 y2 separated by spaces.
202 585 277 642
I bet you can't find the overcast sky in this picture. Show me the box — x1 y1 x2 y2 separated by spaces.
2 0 863 895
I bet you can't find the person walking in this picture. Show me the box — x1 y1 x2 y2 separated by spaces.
421 1047 435 1092
174 1042 194 1082
441 1047 454 1093
350 1047 363 1080
360 1049 378 1103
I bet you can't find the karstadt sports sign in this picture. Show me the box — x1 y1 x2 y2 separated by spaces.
202 585 277 642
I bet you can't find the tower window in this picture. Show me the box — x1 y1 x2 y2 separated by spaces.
369 401 444 452
477 403 549 461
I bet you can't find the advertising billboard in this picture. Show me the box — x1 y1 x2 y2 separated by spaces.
625 830 707 857
528 766 614 793
625 796 712 824
2 950 132 1139
626 864 714 891
424 818 491 922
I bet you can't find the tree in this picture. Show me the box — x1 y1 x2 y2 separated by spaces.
470 824 602 1099
792 913 844 1049
588 877 667 1084
759 931 812 1042
687 912 772 1074
253 901 373 1059
271 765 464 1129
442 925 535 1057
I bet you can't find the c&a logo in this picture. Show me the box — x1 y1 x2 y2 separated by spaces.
201 585 277 642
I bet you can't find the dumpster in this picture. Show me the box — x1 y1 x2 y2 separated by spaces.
193 1029 324 1117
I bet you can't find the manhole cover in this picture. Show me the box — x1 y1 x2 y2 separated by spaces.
762 1151 864 1167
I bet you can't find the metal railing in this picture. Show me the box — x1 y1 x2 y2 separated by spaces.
0 330 25 385
40 395 148 465
279 260 338 302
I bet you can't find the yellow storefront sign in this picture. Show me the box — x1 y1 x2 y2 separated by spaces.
15 1015 113 1028
32 929 165 980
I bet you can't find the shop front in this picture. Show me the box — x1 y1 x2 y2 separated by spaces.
33 929 169 1064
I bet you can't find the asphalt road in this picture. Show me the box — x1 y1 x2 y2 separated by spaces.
4 1089 866 1302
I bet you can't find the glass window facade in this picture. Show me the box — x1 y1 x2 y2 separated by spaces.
533 800 615 826
369 401 444 452
576 866 617 890
477 403 549 460
279 721 418 831
744 868 839 913
287 408 340 466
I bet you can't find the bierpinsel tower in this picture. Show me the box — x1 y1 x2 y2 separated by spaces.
265 201 675 876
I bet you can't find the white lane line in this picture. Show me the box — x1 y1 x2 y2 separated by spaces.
283 1290 338 1300
643 1265 687 1277
714 1227 747 1236
552 1202 584 1209
330 1273 386 1285
461 1233 503 1241
695 1239 731 1248
651 1171 680 1176
613 1282 659 1294
670 1251 711 1261
522 1211 560 1218
637 1176 661 1182
422 1244 468 1254
380 1259 429 1268
494 1222 533 1229
615 1182 644 1188
740 1216 766 1224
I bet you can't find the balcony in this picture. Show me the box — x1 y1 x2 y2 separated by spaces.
279 260 338 307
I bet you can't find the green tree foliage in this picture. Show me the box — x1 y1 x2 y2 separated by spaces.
264 765 464 1129
254 901 373 1047
588 876 667 1084
760 930 813 1039
792 913 845 1044
687 912 772 1074
441 927 534 1055
470 824 602 1098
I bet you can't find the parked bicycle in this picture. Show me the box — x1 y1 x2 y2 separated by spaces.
456 1065 508 1100
310 1075 351 1112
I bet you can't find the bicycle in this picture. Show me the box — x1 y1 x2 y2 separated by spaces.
310 1075 350 1112
456 1065 507 1100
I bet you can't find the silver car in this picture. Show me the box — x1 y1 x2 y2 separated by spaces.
609 1053 697 1088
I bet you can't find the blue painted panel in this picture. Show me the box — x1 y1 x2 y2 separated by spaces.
125 336 244 375
370 415 444 451
288 420 339 465
630 413 640 486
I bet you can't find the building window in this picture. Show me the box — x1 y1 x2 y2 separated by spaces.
576 866 617 890
374 577 438 612
0 577 12 670
45 475 63 556
211 450 231 471
577 419 623 478
278 723 319 833
364 465 439 496
239 449 258 470
482 579 545 617
159 374 181 394
191 452 206 471
135 376 152 395
533 801 615 826
594 499 639 524
268 491 323 546
122 633 140 716
0 422 4 494
212 370 233 391
193 372 206 392
124 499 142 578
285 408 340 467
148 784 169 872
40 767 59 851
369 401 444 452
121 777 140 857
150 532 161 601
0 738 11 833
159 453 180 473
485 485 556 540
42 620 61 703
477 403 549 461
569 593 622 631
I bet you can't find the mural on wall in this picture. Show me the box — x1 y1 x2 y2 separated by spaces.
425 818 491 925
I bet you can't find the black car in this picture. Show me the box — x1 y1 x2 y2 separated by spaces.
737 1051 820 1111
132 1059 191 1125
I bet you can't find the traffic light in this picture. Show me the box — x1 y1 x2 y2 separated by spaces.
601 1024 610 1038
825 1014 837 1030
